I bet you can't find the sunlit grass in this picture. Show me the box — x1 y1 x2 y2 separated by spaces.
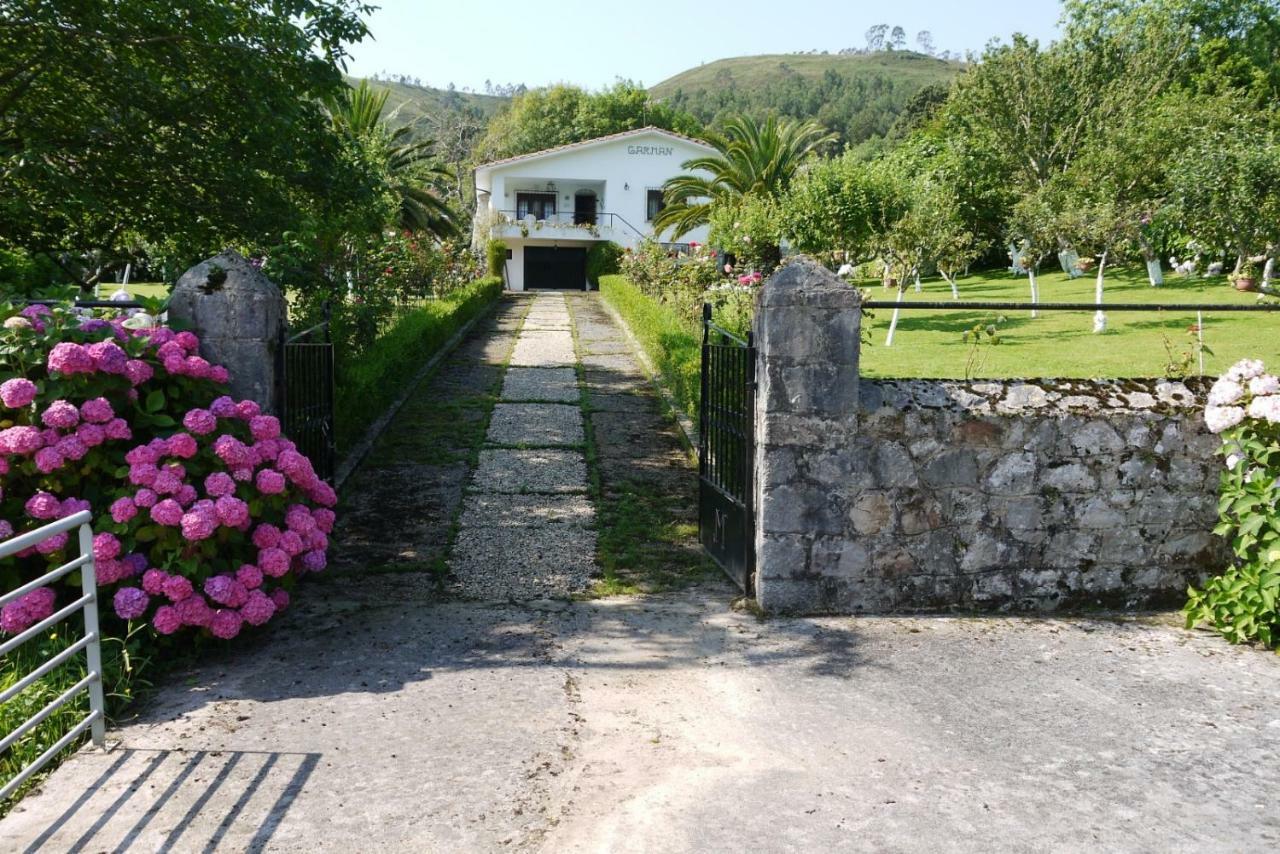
857 266 1278 379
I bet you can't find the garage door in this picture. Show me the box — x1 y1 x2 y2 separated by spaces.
524 247 586 290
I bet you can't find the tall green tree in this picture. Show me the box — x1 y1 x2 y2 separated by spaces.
1 0 375 285
327 81 459 239
653 115 836 239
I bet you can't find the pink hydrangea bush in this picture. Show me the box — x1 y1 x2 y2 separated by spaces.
0 301 332 640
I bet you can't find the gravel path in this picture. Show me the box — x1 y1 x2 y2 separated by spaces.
449 293 599 599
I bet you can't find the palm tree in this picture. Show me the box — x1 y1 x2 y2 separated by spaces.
326 81 460 239
653 115 836 238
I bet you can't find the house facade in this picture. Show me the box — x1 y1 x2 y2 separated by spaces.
472 127 715 290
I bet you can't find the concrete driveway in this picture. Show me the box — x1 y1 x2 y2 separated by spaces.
1 581 1277 852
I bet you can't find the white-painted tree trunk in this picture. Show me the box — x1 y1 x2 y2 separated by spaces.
1093 249 1109 334
1027 268 1039 319
942 270 959 299
884 286 906 347
1146 258 1163 286
1263 255 1275 288
913 268 922 293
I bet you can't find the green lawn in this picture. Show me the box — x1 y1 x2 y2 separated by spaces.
93 281 169 300
857 266 1279 379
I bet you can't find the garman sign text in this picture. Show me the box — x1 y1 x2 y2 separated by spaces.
626 145 674 156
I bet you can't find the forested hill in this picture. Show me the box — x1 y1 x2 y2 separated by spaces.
351 77 510 127
651 51 961 145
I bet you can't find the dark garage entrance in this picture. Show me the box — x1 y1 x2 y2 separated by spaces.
525 246 586 290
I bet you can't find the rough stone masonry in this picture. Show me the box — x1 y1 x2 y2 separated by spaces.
754 259 1227 614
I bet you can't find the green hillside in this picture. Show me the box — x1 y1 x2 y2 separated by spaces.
350 77 509 128
651 51 961 145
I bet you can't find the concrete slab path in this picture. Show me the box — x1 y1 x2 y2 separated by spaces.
3 294 1279 852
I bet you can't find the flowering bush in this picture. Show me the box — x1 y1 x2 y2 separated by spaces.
0 301 333 641
1186 358 1280 648
621 240 724 326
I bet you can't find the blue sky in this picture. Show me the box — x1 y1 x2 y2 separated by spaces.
344 0 1065 91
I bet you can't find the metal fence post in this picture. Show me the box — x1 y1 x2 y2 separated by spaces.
77 522 107 748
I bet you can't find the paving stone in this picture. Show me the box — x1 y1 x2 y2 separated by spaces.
449 525 597 599
510 332 576 366
486 403 584 446
588 391 661 413
583 368 648 394
471 448 588 494
458 493 595 528
501 367 580 402
582 352 641 374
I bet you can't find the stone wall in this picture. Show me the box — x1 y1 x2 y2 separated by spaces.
754 259 1227 614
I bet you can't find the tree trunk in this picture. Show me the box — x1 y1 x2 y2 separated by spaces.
1027 267 1039 319
913 267 921 293
1139 237 1163 286
1093 249 1109 334
1263 254 1275 289
942 269 959 299
884 286 906 347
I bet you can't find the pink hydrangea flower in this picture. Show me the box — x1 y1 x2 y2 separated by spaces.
252 524 281 549
270 589 290 612
205 472 236 497
0 520 12 539
47 342 94 375
25 491 62 520
180 507 218 541
175 330 200 352
210 396 238 418
0 378 37 408
236 564 264 590
78 397 114 424
215 495 249 528
126 445 159 465
129 462 158 486
60 497 91 517
142 569 169 595
95 558 124 584
104 418 132 441
255 469 286 495
231 466 254 482
1 588 56 634
0 425 44 455
279 530 305 556
258 547 290 577
153 469 182 495
301 550 327 572
183 408 218 435
175 484 198 507
41 399 80 429
77 423 106 447
151 498 184 526
34 446 64 473
235 400 261 421
109 497 138 523
240 590 276 626
134 488 158 508
209 365 229 384
35 531 68 555
213 434 250 467
183 356 211 378
166 432 198 459
124 359 154 386
309 482 337 508
93 532 122 562
313 509 336 534
285 505 316 533
209 609 243 640
305 530 329 552
87 340 128 374
249 415 281 441
153 606 181 635
121 553 147 577
55 435 89 461
113 587 149 620
162 575 194 603
175 594 211 626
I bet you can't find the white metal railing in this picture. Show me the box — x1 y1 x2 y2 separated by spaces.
0 510 107 801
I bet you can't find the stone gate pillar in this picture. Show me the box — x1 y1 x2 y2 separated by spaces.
169 250 287 414
753 258 863 612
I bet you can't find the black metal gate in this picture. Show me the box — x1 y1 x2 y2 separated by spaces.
698 303 756 592
280 305 336 481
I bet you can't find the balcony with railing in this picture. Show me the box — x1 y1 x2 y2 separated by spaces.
490 210 647 243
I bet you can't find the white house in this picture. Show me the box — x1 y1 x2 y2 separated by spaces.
472 127 715 290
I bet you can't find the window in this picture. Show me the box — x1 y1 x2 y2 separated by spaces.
646 189 666 222
516 192 556 220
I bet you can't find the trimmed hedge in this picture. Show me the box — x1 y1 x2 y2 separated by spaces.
599 274 701 419
335 276 502 454
586 241 623 287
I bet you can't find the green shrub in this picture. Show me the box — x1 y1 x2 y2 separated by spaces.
486 239 508 279
599 274 702 418
0 248 66 298
335 276 502 454
586 241 623 286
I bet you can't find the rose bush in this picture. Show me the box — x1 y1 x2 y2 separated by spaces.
0 301 333 640
1186 357 1280 648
